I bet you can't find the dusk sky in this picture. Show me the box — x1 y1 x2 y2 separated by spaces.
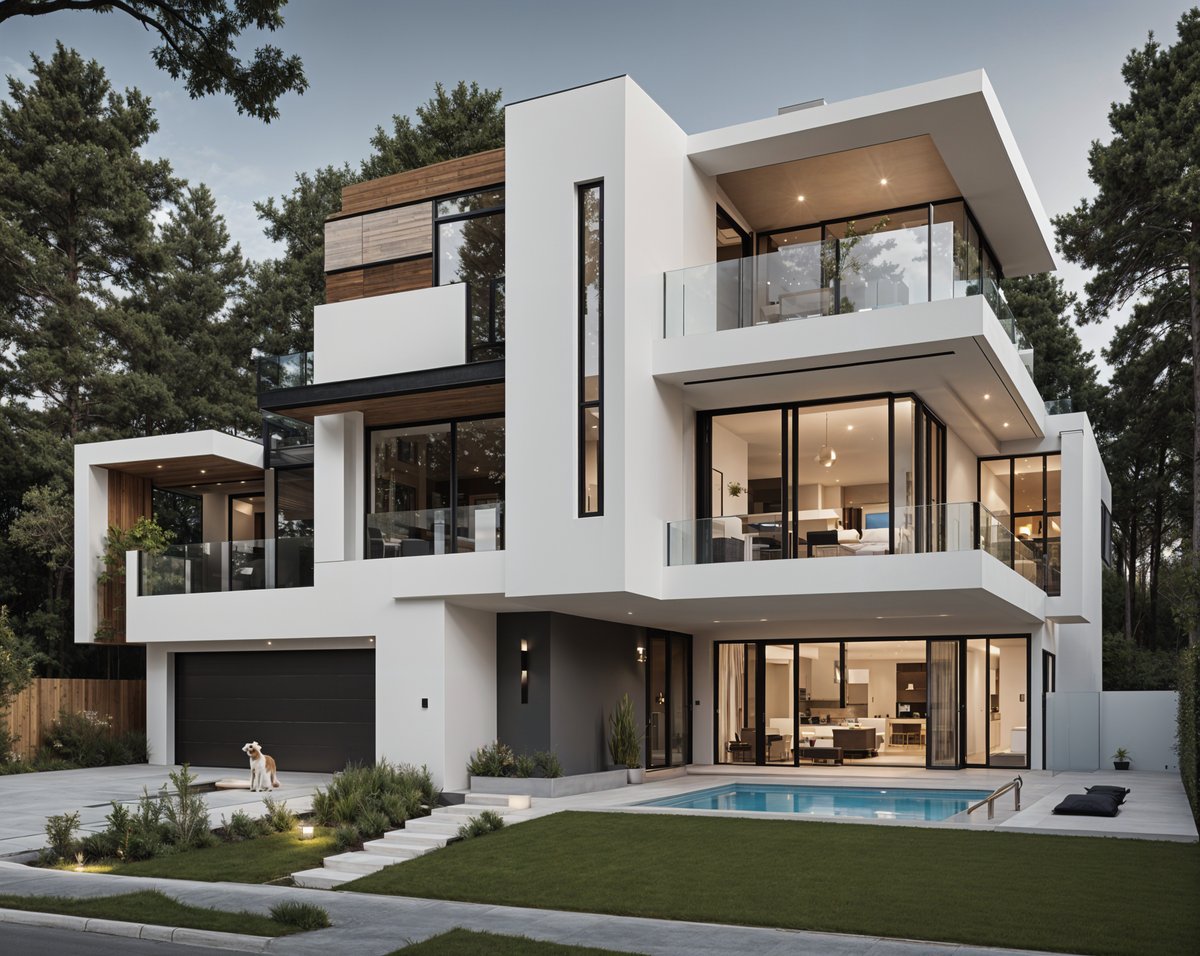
2 0 1190 378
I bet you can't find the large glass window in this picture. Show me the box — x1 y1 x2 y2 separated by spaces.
368 418 503 558
436 189 505 363
978 453 1061 594
152 488 202 545
826 210 930 313
579 182 603 516
275 467 314 588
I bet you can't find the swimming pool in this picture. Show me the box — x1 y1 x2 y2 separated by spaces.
638 784 991 821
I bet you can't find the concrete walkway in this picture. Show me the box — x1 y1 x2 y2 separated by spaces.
0 764 331 859
0 861 1077 956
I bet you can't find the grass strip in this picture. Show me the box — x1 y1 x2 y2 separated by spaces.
106 829 336 883
344 810 1200 956
0 889 296 936
390 928 641 955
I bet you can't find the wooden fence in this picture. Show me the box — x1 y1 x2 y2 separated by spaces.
3 678 146 760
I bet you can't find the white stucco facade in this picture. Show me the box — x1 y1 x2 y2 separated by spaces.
73 72 1118 787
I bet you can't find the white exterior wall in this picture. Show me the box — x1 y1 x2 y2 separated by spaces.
314 284 467 382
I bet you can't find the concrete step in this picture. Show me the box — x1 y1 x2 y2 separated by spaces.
464 793 512 807
382 829 448 846
402 817 462 836
431 804 520 817
291 867 352 890
362 838 437 860
322 851 398 876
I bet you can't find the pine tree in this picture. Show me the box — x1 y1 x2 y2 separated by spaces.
1054 9 1200 645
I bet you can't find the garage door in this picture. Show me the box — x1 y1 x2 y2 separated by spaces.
175 650 375 773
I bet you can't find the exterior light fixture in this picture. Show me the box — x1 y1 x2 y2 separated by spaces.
879 177 888 185
636 644 647 664
156 464 163 469
984 393 991 400
1002 422 1010 428
906 683 915 691
200 469 207 474
814 413 837 468
299 825 314 840
655 691 666 706
520 639 529 703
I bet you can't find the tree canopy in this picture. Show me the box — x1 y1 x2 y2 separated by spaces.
0 0 307 121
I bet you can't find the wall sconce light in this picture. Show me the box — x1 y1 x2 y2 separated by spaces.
299 825 314 841
906 683 915 692
520 639 529 704
655 691 666 706
636 644 647 664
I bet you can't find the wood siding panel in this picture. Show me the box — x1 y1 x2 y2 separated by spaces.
324 217 363 271
100 471 152 644
362 257 433 299
338 149 505 217
4 679 146 760
362 203 432 264
325 269 364 304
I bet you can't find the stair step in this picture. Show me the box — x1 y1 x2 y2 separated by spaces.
402 818 462 835
291 867 352 890
432 804 519 817
322 851 399 875
464 793 512 807
363 838 436 859
383 829 448 846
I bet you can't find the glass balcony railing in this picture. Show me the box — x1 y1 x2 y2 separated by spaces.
366 502 504 558
138 537 314 595
664 246 1031 355
263 411 313 468
1045 397 1073 415
666 501 1055 592
257 351 314 392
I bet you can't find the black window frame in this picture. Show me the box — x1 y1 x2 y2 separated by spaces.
578 181 604 517
433 186 506 364
976 452 1062 594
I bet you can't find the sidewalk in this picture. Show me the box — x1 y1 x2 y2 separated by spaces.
0 861 1076 956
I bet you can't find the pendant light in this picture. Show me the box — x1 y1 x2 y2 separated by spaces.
815 413 837 468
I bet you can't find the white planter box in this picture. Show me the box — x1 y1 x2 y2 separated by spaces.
469 769 628 797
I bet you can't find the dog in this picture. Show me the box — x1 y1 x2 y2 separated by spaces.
241 741 280 791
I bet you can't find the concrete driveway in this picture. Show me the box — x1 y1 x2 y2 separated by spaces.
0 764 331 858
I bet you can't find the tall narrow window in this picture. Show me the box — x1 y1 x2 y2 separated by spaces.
578 182 603 516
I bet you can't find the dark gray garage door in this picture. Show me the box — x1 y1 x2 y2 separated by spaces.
175 650 375 773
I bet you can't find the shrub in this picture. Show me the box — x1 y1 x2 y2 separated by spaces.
262 796 296 833
312 762 439 832
608 693 642 769
79 831 114 862
512 753 536 778
456 809 506 840
38 710 148 769
333 824 360 852
44 811 79 862
467 741 515 778
356 808 390 841
269 900 331 932
222 809 271 842
534 750 563 778
159 765 210 848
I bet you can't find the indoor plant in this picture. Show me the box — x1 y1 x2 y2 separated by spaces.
608 693 644 783
1112 747 1131 771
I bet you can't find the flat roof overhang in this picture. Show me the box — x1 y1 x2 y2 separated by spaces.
688 70 1055 277
77 431 265 490
260 360 504 427
653 296 1044 455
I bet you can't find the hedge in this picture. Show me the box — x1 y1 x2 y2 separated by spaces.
1179 646 1199 825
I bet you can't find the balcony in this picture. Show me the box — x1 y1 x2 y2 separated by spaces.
138 537 314 595
366 503 504 558
257 351 314 393
667 501 1057 594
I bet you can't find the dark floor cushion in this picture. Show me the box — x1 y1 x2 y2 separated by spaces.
1053 792 1121 817
1085 785 1130 805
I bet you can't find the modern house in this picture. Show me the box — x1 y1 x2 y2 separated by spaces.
73 71 1112 788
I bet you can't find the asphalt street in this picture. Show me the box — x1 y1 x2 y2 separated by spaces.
0 923 236 955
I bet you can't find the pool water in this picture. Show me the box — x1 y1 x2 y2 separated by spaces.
639 784 991 821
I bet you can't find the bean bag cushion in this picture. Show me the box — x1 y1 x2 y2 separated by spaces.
1052 792 1120 817
1085 785 1130 805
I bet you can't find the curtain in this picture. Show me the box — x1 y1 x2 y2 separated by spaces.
929 640 960 767
718 643 745 760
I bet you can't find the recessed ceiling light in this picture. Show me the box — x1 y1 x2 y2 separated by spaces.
1003 422 1010 428
191 485 197 488
983 393 991 400
156 464 162 469
200 469 206 474
267 641 272 646
627 611 633 616
759 618 767 622
796 194 805 201
879 177 888 185
713 620 721 624
241 480 246 484
846 425 854 431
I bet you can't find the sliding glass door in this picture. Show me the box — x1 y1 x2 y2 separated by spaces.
646 632 690 769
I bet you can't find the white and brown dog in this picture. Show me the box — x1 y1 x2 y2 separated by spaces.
241 742 280 791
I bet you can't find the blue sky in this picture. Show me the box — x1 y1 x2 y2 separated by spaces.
1 0 1190 377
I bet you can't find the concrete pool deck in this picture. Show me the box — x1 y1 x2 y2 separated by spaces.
0 764 331 859
502 765 1197 842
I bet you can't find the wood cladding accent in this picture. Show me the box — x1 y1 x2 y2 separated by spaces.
104 456 262 488
275 382 504 428
4 679 146 760
362 203 432 263
337 148 504 217
100 471 152 644
325 257 433 304
324 217 363 272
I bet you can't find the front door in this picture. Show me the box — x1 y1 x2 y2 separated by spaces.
646 632 691 769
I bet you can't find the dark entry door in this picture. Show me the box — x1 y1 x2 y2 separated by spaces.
175 649 375 773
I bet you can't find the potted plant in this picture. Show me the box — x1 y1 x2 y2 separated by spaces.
1112 748 1131 771
608 693 644 783
726 481 743 499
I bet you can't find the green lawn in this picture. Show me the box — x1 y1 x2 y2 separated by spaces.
105 829 336 883
343 811 1200 956
390 929 641 955
0 889 297 936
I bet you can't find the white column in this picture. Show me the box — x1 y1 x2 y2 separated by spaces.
314 412 364 564
146 644 174 765
73 461 109 646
